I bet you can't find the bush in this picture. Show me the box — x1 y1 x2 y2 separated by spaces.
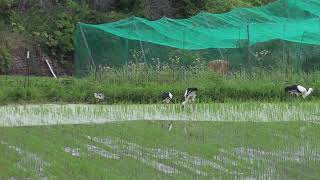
0 48 12 73
0 0 14 22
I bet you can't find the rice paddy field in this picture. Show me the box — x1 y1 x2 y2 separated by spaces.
1 102 320 179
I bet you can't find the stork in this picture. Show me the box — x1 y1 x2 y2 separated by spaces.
162 92 173 103
285 85 313 99
94 92 105 102
182 87 198 106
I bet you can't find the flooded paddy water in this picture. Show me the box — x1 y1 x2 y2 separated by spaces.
1 102 320 179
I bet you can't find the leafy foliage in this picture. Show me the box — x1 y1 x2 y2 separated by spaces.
0 48 12 73
0 0 280 68
0 0 14 22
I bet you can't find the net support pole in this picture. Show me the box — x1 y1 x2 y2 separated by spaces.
202 12 225 60
282 23 286 67
318 17 320 33
133 18 147 63
183 27 185 49
297 31 306 72
139 40 147 63
246 24 251 66
283 0 290 71
79 25 95 69
125 39 129 65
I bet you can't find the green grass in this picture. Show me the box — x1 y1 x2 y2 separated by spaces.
1 69 320 104
0 121 319 179
1 102 320 126
1 103 320 179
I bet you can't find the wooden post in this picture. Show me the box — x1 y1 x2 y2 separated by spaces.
45 59 57 79
24 50 30 88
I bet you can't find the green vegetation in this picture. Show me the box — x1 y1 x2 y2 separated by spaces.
0 68 319 104
1 1 318 179
0 0 274 66
0 48 11 73
0 98 319 179
1 102 319 126
0 104 319 179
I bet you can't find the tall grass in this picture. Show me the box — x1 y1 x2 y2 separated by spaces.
1 67 320 104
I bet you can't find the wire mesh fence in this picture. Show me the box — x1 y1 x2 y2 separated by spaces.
75 0 320 76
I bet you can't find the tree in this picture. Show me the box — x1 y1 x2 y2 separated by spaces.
86 0 117 12
0 48 12 74
142 0 176 20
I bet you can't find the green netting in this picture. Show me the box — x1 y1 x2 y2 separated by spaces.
75 0 320 74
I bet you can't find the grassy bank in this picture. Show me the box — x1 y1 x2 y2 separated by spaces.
1 69 320 104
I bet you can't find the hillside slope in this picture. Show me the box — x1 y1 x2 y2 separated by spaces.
0 0 274 75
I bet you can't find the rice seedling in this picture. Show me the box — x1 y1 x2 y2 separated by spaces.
1 102 320 127
0 103 320 179
1 68 320 179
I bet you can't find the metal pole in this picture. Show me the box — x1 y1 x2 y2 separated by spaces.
246 24 251 66
202 12 225 60
79 24 95 69
125 39 129 65
297 31 306 72
133 17 147 63
282 23 286 67
138 41 147 63
283 0 289 70
183 27 185 50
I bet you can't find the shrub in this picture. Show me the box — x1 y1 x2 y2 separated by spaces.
0 48 12 73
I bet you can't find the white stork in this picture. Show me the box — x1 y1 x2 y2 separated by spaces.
162 92 173 103
182 87 198 106
94 92 105 102
285 85 313 99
